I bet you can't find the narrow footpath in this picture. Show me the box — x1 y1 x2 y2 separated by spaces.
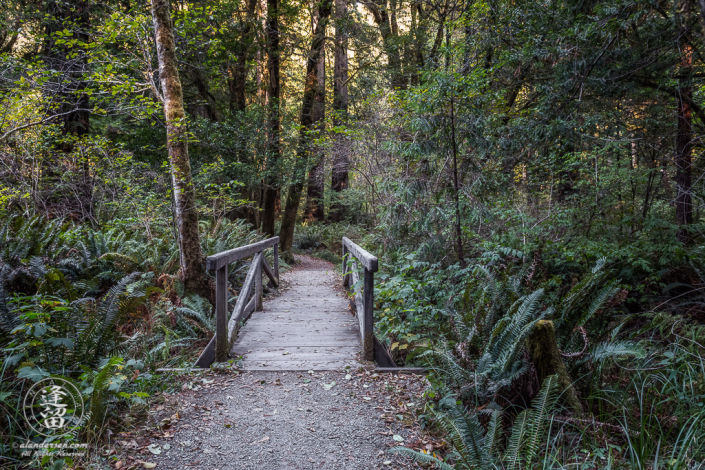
116 256 436 470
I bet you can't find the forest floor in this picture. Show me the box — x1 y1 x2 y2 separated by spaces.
111 256 440 469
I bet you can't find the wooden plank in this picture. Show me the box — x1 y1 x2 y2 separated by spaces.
206 237 278 271
214 265 228 363
273 243 279 280
194 335 215 368
342 237 378 272
227 252 261 345
235 337 360 348
262 256 279 287
231 349 358 360
255 256 263 311
235 360 360 371
242 296 256 321
342 244 349 287
362 267 374 361
238 327 358 335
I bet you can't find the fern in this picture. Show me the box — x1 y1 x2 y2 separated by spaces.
392 376 561 469
589 340 646 362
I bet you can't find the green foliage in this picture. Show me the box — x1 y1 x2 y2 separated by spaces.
392 375 562 469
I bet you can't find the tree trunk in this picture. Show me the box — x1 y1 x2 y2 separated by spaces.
279 0 333 255
364 0 406 90
330 0 349 222
526 320 583 414
262 0 281 237
228 0 258 113
151 0 205 293
188 65 219 121
304 27 326 222
676 43 693 244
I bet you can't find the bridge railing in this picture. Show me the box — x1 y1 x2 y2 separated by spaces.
342 237 396 366
194 237 279 367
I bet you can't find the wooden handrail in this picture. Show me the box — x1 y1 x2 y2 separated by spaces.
342 238 378 362
206 237 280 271
341 237 378 272
194 237 279 367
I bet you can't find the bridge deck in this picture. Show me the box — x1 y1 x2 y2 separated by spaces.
231 257 362 371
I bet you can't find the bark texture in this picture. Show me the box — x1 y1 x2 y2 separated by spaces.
261 0 281 237
304 29 326 222
279 0 333 255
330 0 349 222
151 0 205 293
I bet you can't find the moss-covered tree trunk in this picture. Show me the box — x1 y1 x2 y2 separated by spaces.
304 32 326 222
151 0 205 293
527 320 583 413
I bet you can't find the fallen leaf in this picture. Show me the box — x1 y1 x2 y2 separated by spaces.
147 444 161 455
141 462 157 469
393 435 404 442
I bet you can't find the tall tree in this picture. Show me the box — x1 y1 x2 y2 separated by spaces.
279 0 333 255
229 0 258 113
261 0 281 237
363 0 406 90
151 0 205 293
304 13 326 222
330 0 349 222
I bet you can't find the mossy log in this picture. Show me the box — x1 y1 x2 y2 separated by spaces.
527 320 583 413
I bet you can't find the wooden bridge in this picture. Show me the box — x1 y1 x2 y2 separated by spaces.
194 237 396 370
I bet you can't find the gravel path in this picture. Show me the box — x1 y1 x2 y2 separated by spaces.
116 368 429 469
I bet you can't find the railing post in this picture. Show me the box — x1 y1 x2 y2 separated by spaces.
215 265 229 362
342 243 349 288
273 243 279 281
255 253 263 311
362 267 374 361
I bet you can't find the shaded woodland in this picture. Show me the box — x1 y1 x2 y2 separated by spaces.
1 0 705 467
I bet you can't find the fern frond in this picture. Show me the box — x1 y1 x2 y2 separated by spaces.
589 341 646 362
521 374 560 466
390 447 456 469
